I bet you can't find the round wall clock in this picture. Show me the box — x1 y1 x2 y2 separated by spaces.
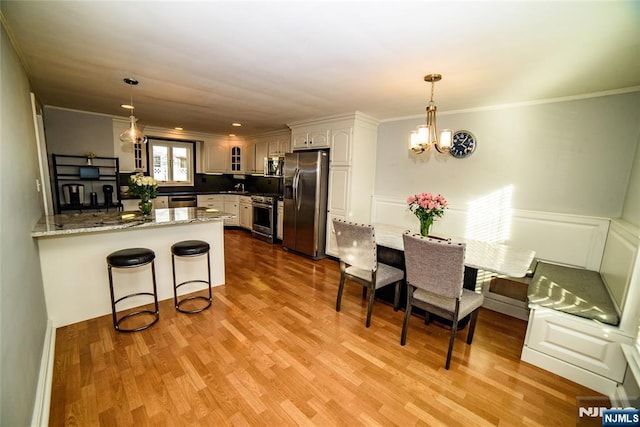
450 130 477 159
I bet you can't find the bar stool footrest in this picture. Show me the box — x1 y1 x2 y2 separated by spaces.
175 279 212 313
114 291 157 306
115 309 159 332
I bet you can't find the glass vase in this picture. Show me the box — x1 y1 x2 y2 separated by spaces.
139 197 153 216
420 216 433 237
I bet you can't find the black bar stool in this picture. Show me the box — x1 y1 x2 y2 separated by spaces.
106 248 159 332
171 240 212 313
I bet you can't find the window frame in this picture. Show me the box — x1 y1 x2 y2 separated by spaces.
146 137 196 187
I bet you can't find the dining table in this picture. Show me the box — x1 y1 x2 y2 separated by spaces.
371 223 536 324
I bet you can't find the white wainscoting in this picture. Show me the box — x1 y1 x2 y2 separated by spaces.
371 196 610 270
602 219 640 333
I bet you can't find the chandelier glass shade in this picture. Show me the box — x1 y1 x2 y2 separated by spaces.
119 78 148 145
409 74 451 154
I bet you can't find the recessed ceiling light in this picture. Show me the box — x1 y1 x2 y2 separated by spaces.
232 122 242 127
174 127 183 130
229 133 236 137
120 104 134 110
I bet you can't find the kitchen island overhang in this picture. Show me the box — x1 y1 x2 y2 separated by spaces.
32 207 234 327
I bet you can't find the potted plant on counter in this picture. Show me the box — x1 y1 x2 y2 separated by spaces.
128 173 158 216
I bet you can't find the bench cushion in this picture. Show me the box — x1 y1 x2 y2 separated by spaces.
528 262 620 326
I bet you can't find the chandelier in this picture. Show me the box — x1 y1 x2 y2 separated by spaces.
119 78 148 145
409 73 452 154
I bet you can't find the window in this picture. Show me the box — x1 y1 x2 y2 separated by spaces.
147 138 195 186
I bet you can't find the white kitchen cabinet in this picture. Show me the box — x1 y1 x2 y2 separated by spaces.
291 128 329 150
229 144 243 173
197 194 224 211
289 112 378 257
277 201 284 241
239 196 253 230
244 139 256 174
153 196 168 209
122 195 168 211
329 126 352 166
204 139 228 173
254 141 268 174
121 199 138 211
250 130 291 174
223 195 239 226
267 137 291 157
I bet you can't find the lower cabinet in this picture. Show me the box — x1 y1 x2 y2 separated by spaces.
122 196 168 211
239 196 253 230
153 196 168 209
196 194 224 210
223 195 239 226
277 201 284 240
197 194 241 227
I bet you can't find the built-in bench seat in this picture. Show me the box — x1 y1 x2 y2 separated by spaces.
527 261 620 326
521 219 639 398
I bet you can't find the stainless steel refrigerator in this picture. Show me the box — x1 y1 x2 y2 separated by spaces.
283 150 329 260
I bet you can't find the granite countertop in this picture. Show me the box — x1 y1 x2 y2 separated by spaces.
120 191 252 200
32 207 235 238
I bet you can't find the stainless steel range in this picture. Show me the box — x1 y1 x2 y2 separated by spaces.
251 194 278 243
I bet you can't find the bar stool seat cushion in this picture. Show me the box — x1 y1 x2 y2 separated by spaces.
107 248 155 267
172 240 210 256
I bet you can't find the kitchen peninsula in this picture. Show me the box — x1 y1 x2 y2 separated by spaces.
32 207 234 327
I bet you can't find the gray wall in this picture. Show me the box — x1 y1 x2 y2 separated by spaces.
0 24 49 426
621 134 640 228
376 92 640 218
43 106 114 157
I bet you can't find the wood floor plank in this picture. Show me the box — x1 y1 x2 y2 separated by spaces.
50 229 605 425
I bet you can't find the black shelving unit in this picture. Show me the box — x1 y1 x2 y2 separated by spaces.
52 154 123 214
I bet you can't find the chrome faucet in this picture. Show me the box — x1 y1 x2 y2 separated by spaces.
234 183 245 192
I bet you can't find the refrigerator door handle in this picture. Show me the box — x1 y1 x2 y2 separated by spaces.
293 168 302 211
292 167 298 208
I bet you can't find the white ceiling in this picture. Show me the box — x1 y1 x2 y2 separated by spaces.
2 1 639 136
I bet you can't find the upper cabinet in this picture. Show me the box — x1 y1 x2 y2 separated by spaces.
204 138 228 173
113 118 250 175
250 130 291 174
291 127 329 150
267 136 291 157
204 137 247 174
244 139 257 174
289 112 379 257
229 144 242 173
254 141 268 174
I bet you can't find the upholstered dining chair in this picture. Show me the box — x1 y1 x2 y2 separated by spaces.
400 233 484 369
332 219 404 328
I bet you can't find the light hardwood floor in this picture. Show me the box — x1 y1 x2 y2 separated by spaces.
50 229 603 426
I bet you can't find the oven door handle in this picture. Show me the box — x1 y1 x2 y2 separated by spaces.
253 202 273 209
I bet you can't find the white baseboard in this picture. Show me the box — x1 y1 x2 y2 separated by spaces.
613 383 631 407
521 345 618 398
31 320 55 427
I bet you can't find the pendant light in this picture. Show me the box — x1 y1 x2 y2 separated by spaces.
119 78 148 145
409 74 452 154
